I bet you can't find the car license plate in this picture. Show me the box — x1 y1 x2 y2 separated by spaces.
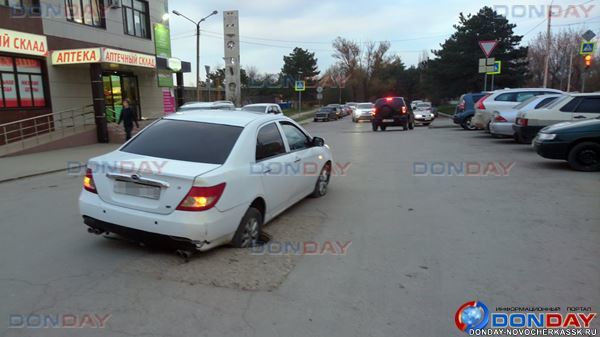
114 181 161 200
383 119 394 122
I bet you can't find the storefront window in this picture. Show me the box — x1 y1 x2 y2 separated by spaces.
1 0 23 8
0 56 47 108
122 0 150 39
65 0 106 28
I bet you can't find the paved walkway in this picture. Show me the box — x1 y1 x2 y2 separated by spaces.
0 143 119 183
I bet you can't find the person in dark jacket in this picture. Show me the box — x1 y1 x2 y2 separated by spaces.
118 99 139 140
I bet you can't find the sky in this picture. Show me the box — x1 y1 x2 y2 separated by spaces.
167 0 600 86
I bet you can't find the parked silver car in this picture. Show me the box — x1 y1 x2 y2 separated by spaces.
489 94 562 137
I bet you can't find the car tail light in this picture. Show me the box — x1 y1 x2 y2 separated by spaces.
494 114 507 122
83 168 97 194
177 183 226 212
476 95 490 110
371 108 377 116
386 97 393 102
517 118 528 127
401 106 407 114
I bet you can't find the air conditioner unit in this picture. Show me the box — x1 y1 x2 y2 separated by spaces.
107 0 121 8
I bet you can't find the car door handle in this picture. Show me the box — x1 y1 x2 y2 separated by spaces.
263 168 272 174
573 115 587 119
294 158 302 163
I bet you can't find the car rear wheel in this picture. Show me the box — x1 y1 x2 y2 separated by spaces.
232 207 263 248
423 123 431 126
310 163 331 198
567 142 600 172
372 123 378 131
380 125 387 131
403 122 408 131
409 121 415 130
461 117 477 131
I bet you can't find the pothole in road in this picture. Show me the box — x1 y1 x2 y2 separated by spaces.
116 213 325 292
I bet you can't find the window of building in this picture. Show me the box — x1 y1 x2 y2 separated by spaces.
65 0 106 28
1 0 22 8
122 0 150 39
0 56 47 108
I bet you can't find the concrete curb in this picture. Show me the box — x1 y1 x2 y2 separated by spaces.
0 165 84 184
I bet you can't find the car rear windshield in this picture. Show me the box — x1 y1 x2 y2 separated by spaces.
319 108 335 112
121 119 243 164
242 106 266 112
358 103 373 109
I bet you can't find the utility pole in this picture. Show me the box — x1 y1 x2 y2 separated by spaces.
542 1 553 88
566 53 573 92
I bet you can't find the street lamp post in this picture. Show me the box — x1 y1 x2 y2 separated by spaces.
172 9 218 102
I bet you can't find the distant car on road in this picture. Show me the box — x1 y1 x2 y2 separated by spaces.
410 100 423 110
473 88 563 130
314 107 339 122
242 103 283 114
352 102 375 122
413 102 436 126
489 94 561 138
533 117 600 171
326 104 346 118
79 111 333 255
178 101 235 112
514 93 600 144
453 93 488 130
372 97 415 131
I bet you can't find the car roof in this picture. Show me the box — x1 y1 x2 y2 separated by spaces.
243 103 277 107
491 88 563 94
165 109 280 127
181 102 234 107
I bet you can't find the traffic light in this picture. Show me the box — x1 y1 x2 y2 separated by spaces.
584 55 593 69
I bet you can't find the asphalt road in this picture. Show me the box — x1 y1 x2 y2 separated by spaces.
1 117 599 337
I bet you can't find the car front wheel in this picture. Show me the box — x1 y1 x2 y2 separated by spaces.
310 163 331 198
567 142 600 172
461 117 477 130
232 207 263 248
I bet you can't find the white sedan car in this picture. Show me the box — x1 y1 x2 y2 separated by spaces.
242 103 283 114
79 111 333 255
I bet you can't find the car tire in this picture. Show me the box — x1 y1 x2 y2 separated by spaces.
515 133 529 144
461 117 477 131
409 121 415 130
231 207 263 248
372 123 378 131
314 118 318 122
310 163 331 198
567 142 600 172
423 123 431 126
380 125 387 131
403 122 408 131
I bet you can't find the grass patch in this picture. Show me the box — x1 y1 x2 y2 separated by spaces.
436 104 456 115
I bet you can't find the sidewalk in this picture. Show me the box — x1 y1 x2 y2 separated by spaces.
0 143 119 183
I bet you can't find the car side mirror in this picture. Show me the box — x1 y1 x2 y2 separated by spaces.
311 137 325 147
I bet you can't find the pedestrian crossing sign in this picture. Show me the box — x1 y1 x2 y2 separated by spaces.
580 42 596 55
295 81 306 92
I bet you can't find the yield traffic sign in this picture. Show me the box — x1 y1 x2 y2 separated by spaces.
580 41 596 55
479 40 498 58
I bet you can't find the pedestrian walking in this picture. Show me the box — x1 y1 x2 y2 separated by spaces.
118 99 139 141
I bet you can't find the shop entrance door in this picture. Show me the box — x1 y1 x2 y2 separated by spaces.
102 73 141 123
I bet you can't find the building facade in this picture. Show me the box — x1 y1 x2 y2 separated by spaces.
0 0 180 143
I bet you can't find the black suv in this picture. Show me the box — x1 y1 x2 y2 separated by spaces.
371 97 415 131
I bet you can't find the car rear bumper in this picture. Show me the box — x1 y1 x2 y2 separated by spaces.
354 114 372 121
414 116 435 123
79 191 245 250
373 115 409 125
489 122 514 136
513 125 544 143
533 140 570 160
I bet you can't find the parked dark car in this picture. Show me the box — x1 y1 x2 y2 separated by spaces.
533 118 600 172
371 97 415 131
453 93 488 130
314 107 339 122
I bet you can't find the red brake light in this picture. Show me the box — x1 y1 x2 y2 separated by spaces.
83 168 97 194
494 114 507 122
177 183 226 212
401 106 407 114
385 97 393 102
476 95 490 110
371 108 377 116
517 118 528 127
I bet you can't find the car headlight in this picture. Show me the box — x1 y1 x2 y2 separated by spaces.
537 133 556 141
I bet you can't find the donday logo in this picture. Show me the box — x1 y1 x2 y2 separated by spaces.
455 301 490 332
